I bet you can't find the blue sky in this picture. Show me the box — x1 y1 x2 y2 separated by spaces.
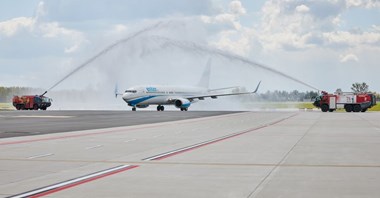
1 0 380 93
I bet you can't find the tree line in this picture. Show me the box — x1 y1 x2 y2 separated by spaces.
0 87 44 102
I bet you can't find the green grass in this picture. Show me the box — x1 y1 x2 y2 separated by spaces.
0 103 13 111
294 102 315 109
368 103 380 111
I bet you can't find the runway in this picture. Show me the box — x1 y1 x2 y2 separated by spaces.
0 111 238 138
1 111 380 197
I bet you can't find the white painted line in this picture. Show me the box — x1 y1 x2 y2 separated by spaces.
27 153 54 159
85 145 103 150
9 165 136 198
124 139 137 143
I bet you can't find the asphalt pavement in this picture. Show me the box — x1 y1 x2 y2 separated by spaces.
0 110 239 138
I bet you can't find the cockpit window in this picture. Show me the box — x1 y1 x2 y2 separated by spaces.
125 90 137 93
42 97 51 102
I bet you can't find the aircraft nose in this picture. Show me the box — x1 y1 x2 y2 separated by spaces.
122 93 130 101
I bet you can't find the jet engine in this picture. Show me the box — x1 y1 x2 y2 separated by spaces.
174 98 191 108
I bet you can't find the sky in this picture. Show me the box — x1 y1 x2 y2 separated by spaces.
1 0 380 95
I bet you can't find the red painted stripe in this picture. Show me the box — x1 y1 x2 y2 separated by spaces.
151 114 297 161
29 165 139 198
152 126 266 161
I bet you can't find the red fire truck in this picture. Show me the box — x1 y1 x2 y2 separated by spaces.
313 91 376 112
12 95 52 110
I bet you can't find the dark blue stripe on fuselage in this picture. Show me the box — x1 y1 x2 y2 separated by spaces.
127 96 157 106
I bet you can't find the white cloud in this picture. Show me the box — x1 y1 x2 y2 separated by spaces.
340 53 359 62
36 1 47 19
201 0 246 30
372 25 380 32
296 4 310 13
323 31 380 47
229 0 246 15
200 1 252 55
210 30 252 56
0 17 35 37
0 1 86 54
346 0 380 8
253 0 380 53
113 24 128 33
64 44 80 53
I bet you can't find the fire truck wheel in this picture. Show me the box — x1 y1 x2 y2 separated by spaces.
345 105 353 112
33 104 39 110
16 105 21 110
321 104 329 112
353 105 361 112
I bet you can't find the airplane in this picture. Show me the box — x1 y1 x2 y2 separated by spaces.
116 59 261 111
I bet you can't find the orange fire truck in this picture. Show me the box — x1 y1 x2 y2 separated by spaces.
12 95 52 110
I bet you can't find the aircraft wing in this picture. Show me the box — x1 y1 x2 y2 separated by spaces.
186 81 261 101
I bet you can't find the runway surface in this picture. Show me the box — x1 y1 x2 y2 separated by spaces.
0 111 238 138
1 111 380 197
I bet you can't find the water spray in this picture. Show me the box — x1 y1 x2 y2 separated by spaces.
149 36 320 92
42 21 168 95
41 20 320 96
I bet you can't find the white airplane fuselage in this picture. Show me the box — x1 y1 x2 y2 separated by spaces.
122 85 207 110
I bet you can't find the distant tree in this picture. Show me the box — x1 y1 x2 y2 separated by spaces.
304 91 319 100
351 82 369 93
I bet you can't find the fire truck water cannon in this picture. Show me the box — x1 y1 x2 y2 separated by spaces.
12 92 52 111
313 90 377 112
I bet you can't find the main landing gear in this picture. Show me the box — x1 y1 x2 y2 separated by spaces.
157 105 165 111
132 107 136 111
180 108 188 111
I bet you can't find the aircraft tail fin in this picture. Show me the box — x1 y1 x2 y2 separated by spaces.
197 58 211 89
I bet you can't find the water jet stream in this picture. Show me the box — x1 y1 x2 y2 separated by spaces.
44 22 166 93
149 36 320 91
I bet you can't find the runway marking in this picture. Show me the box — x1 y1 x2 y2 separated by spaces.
143 114 297 161
7 165 139 198
124 139 137 143
27 153 54 159
3 157 380 169
0 112 248 146
85 145 103 150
